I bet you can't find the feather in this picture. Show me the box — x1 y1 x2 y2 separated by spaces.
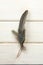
12 10 28 58
17 10 28 58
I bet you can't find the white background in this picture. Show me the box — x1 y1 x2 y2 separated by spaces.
0 0 43 64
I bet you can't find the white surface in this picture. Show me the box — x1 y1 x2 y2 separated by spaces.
0 22 43 42
0 0 43 20
0 43 43 64
0 0 43 64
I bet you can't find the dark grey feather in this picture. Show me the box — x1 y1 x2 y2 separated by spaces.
18 10 28 48
12 10 28 58
16 10 28 58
